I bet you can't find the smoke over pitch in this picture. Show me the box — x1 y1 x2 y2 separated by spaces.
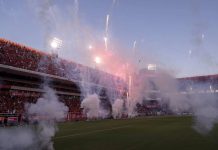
112 99 124 119
81 94 109 119
160 75 218 134
0 86 68 150
81 94 100 119
191 94 218 134
125 68 218 134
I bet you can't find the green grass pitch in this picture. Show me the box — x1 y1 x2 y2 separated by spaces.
53 116 218 150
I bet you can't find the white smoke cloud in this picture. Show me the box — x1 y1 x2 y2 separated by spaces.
186 93 218 134
157 75 218 134
193 102 218 134
124 68 218 134
26 86 68 121
81 94 100 119
81 94 108 120
152 73 218 134
112 98 124 119
125 97 138 118
0 86 68 150
26 86 68 149
0 127 37 150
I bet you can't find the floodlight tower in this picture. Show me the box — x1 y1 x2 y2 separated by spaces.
50 37 62 57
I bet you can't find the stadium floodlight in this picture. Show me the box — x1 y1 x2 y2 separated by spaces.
94 56 101 64
50 37 62 49
148 64 156 71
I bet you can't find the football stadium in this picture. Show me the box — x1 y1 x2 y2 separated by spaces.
1 1 218 150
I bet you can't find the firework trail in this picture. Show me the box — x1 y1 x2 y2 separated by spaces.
104 14 110 51
105 14 110 35
133 40 137 52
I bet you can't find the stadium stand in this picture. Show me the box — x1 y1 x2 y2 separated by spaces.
178 75 218 94
0 38 127 125
1 38 218 125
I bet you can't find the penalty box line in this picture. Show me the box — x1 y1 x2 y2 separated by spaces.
54 125 131 140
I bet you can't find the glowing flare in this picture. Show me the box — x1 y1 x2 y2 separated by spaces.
50 37 62 49
94 56 101 64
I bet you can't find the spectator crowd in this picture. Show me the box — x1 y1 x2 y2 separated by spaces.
0 38 126 89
